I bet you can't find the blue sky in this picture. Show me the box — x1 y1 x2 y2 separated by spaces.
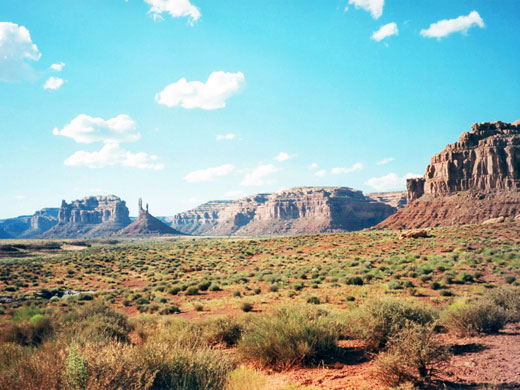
1 0 519 218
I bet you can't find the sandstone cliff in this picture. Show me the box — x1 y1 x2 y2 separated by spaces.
169 187 397 236
43 196 131 238
378 121 520 229
118 199 184 236
366 192 407 209
0 208 59 238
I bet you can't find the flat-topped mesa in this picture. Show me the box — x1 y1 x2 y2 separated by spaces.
43 195 131 238
58 195 131 226
407 120 520 202
378 120 520 230
169 187 397 236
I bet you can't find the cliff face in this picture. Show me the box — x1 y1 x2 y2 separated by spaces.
43 196 131 238
118 199 184 236
0 208 59 238
379 121 520 229
169 187 397 236
366 192 407 209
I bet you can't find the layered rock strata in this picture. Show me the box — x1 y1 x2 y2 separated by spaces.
118 199 184 236
0 208 59 238
169 187 397 236
378 121 520 229
43 196 131 238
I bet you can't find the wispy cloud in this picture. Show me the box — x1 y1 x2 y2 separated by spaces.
224 190 246 199
43 76 65 90
377 157 394 165
372 22 398 42
314 169 326 177
156 71 245 110
274 152 294 162
365 172 421 191
184 164 235 183
308 163 318 170
50 62 65 72
331 162 363 174
241 164 278 186
144 0 201 25
421 11 484 39
0 22 41 82
348 0 384 19
216 133 236 141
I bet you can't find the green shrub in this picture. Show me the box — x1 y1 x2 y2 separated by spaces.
374 323 450 387
185 286 199 296
486 287 520 322
442 300 508 336
306 296 321 305
347 298 436 351
240 302 253 312
64 343 87 390
238 305 339 369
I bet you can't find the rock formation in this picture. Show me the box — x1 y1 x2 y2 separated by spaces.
378 120 520 229
0 208 59 238
366 191 407 209
169 187 397 236
118 199 184 236
43 196 131 238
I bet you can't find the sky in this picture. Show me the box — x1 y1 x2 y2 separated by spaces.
1 0 519 218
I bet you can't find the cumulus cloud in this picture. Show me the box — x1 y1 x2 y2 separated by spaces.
223 190 246 199
241 164 279 186
43 76 64 90
0 22 41 81
314 169 326 177
144 0 201 24
348 0 384 19
51 62 65 71
274 152 293 162
155 71 245 110
184 164 235 183
372 22 398 42
377 157 395 165
53 114 140 144
365 172 421 191
331 162 363 174
420 11 484 39
216 133 236 141
64 143 164 170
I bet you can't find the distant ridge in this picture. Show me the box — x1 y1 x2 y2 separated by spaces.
118 198 184 236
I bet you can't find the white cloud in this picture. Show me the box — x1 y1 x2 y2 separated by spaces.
420 11 484 39
14 195 26 200
274 152 293 162
377 157 395 165
64 143 164 170
216 133 236 141
308 163 318 170
314 169 326 177
184 164 235 183
0 22 41 81
241 164 279 186
144 0 201 24
155 71 245 110
331 162 363 174
43 76 64 90
365 172 421 191
53 114 140 144
348 0 384 19
51 62 65 71
223 190 246 199
372 22 398 42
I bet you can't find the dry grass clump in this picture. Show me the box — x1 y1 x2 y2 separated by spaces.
238 305 340 369
374 322 450 387
347 297 437 351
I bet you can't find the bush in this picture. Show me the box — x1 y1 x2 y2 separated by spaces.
61 301 132 344
225 367 266 390
486 287 520 322
240 302 253 312
0 316 53 346
238 305 339 369
185 286 199 296
442 300 508 336
64 343 87 390
306 296 321 305
374 323 450 387
347 298 436 351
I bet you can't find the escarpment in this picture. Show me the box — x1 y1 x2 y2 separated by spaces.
378 120 520 229
169 187 397 236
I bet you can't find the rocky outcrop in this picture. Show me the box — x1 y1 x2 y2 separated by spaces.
169 187 397 236
118 199 184 236
366 192 407 209
0 208 59 238
43 196 131 238
378 121 520 229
